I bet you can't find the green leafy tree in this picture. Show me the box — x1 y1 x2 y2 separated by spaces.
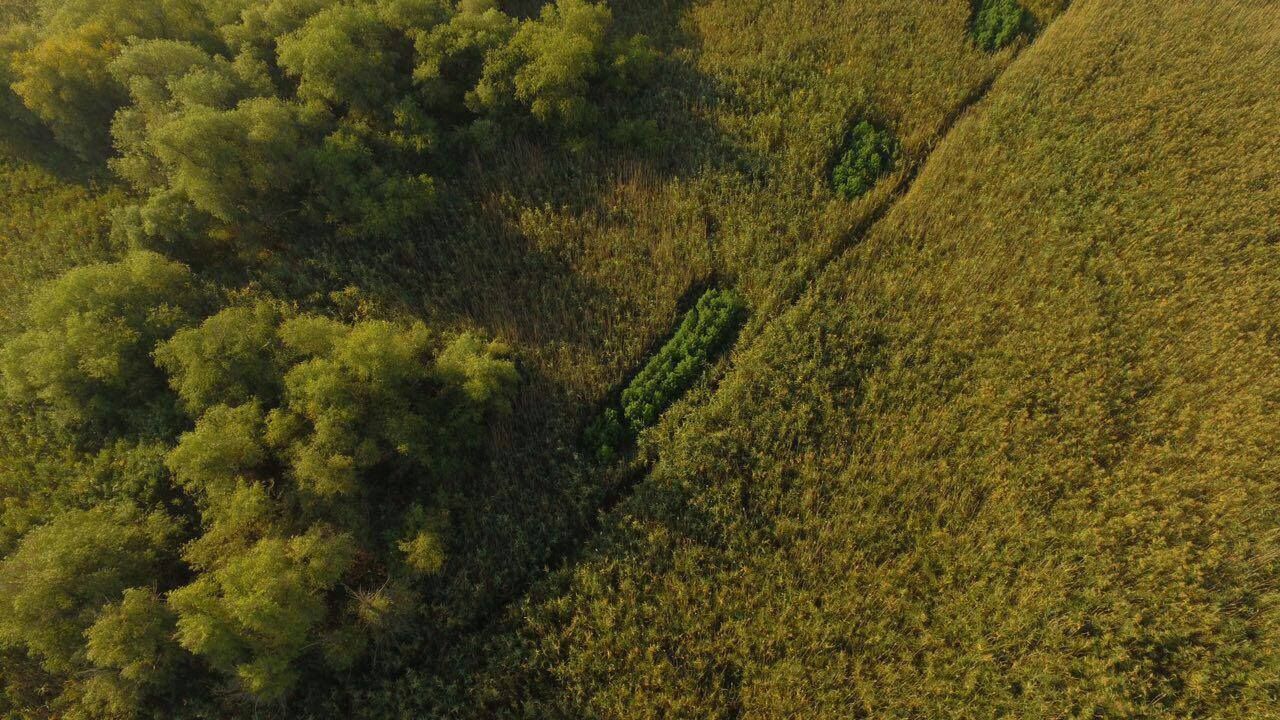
157 313 517 701
412 0 514 111
165 401 268 497
9 22 126 159
0 505 176 674
0 251 203 435
471 0 653 133
155 301 287 415
276 3 403 114
213 0 337 54
145 96 316 224
79 587 182 719
0 23 49 157
6 0 216 158
168 527 355 701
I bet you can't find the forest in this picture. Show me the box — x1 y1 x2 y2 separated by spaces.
0 0 1277 718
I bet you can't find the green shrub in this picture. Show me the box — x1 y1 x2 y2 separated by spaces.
584 407 626 462
620 288 744 433
971 0 1026 51
831 120 896 200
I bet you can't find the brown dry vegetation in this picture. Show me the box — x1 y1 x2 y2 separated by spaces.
377 0 1280 716
313 0 1072 654
2 0 1277 715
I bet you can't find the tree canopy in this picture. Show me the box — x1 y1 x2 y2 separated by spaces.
0 0 655 246
0 259 518 713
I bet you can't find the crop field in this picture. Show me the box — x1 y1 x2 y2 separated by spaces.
0 0 1276 718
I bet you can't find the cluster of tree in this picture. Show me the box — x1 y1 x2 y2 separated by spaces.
587 288 743 462
0 0 655 245
0 251 518 716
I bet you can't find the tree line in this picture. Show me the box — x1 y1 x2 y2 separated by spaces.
1 0 655 247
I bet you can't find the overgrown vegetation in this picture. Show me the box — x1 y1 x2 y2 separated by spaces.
4 0 1274 717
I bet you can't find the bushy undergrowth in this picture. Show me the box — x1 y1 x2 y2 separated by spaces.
972 0 1027 51
831 120 896 200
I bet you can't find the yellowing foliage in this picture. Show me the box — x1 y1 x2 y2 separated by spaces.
420 1 1280 717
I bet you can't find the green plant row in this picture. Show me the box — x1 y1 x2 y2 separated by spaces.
587 288 744 461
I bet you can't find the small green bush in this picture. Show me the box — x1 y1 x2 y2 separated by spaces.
831 120 896 200
971 0 1026 51
584 407 627 463
621 288 744 433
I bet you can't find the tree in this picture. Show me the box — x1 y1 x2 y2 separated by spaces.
155 301 287 415
6 0 217 158
0 251 203 436
79 587 182 719
167 527 355 701
412 0 514 112
0 505 176 674
165 401 268 497
0 23 50 157
157 313 517 700
213 0 337 54
467 0 655 138
143 96 316 224
9 23 127 158
276 3 403 114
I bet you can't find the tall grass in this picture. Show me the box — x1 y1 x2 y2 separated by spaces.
0 158 123 336
393 1 1280 716
282 1 1056 683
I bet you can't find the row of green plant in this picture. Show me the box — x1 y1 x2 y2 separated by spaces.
586 288 744 462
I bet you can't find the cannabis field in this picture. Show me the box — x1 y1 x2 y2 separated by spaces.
0 0 1276 718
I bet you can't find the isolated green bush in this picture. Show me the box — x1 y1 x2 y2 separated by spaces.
971 0 1026 51
620 288 744 433
585 407 627 462
832 120 896 200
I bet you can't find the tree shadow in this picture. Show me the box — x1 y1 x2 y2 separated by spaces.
283 0 778 711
